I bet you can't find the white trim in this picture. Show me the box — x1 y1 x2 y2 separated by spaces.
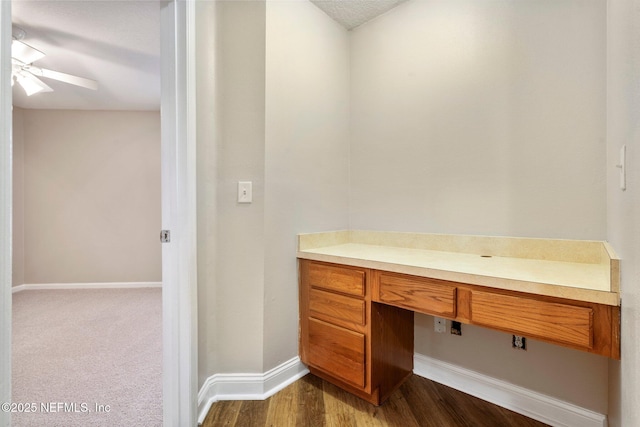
194 352 607 426
11 282 162 293
0 1 12 426
414 353 607 427
161 1 198 425
196 357 309 425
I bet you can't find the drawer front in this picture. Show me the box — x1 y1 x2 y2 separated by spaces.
308 262 365 297
471 291 594 349
310 288 366 327
376 273 457 317
307 318 366 388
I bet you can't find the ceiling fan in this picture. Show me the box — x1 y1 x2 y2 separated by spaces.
11 26 98 96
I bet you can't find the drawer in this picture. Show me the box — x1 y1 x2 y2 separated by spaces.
310 288 366 327
307 318 366 388
471 291 593 349
376 272 457 317
308 262 365 297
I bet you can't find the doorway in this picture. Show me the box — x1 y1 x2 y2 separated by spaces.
0 1 197 426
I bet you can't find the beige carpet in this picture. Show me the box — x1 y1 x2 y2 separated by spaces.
11 288 162 427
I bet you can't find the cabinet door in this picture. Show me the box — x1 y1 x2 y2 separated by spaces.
471 291 594 349
375 272 457 317
307 318 366 388
310 288 366 329
308 262 365 297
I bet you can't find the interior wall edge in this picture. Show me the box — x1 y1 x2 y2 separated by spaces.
0 0 12 421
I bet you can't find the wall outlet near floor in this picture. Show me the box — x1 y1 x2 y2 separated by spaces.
450 321 462 336
434 317 447 333
512 335 527 350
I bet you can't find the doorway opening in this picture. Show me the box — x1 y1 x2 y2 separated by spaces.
1 1 197 425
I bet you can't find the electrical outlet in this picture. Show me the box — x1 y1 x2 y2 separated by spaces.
450 321 462 336
512 335 526 350
434 317 447 333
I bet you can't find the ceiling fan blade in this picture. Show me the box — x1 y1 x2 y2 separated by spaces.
28 66 98 91
11 39 45 64
16 72 53 96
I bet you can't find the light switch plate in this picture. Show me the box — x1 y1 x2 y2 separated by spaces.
238 181 252 203
619 145 626 191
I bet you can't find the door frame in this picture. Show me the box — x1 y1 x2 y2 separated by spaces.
0 1 197 426
0 1 13 425
160 1 198 425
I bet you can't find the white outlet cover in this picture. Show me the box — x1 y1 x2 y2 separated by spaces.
434 317 447 333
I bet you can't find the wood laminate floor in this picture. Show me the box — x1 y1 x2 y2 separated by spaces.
202 374 549 427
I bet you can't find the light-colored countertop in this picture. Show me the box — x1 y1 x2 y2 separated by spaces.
297 230 620 306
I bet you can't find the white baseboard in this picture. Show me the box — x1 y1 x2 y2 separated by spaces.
414 353 607 427
195 353 606 426
11 282 162 293
197 356 309 425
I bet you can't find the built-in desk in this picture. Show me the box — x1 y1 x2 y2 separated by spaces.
297 230 621 405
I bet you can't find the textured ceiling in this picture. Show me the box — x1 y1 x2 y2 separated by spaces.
11 0 160 111
311 0 408 30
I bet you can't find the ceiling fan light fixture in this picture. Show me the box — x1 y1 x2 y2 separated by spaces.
16 72 51 96
17 74 43 96
12 25 26 41
10 27 98 96
11 39 45 64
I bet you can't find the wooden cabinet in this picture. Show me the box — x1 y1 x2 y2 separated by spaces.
370 270 620 359
299 260 414 405
306 261 365 296
374 271 458 317
301 259 621 405
309 288 366 328
466 289 619 358
470 291 594 349
307 318 366 388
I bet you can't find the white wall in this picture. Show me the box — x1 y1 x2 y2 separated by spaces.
15 109 161 284
264 0 350 370
349 0 608 413
606 0 640 424
12 107 24 286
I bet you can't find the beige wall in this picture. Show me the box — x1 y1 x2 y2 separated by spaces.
349 0 608 413
12 107 25 286
14 109 161 284
215 0 268 374
606 0 640 424
264 0 350 370
199 0 267 377
196 0 220 386
350 0 606 239
195 0 350 383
